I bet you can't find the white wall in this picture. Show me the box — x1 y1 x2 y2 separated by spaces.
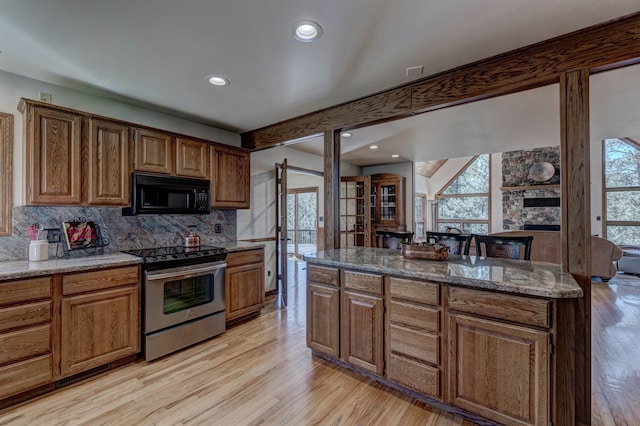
363 162 414 231
0 70 239 205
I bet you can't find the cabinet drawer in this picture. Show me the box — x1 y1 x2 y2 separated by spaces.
388 353 441 399
389 276 439 305
0 354 53 399
389 300 439 332
0 277 52 306
389 323 439 365
226 249 264 268
0 324 51 365
63 266 140 295
0 301 51 333
307 265 339 287
343 270 383 295
448 286 551 328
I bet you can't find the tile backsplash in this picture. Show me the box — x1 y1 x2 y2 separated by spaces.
0 206 236 261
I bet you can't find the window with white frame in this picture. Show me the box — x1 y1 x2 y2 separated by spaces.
414 193 426 241
603 138 640 246
435 154 490 234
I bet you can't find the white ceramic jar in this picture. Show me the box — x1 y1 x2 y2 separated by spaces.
29 240 49 261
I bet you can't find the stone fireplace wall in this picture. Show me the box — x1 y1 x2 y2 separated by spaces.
502 146 561 230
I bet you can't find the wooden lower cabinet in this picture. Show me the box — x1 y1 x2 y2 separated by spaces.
61 285 140 377
447 313 550 426
0 276 53 400
305 266 566 424
341 290 384 375
386 277 443 400
306 283 340 357
225 249 265 323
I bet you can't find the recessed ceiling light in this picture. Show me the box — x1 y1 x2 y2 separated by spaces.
391 154 400 158
369 145 379 150
293 21 322 42
341 132 352 138
207 75 230 86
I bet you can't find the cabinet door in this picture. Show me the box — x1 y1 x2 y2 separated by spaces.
26 106 82 204
61 286 139 377
211 146 250 208
447 313 549 426
133 128 173 174
176 138 209 179
371 174 405 227
87 119 131 205
342 290 384 374
226 262 265 321
306 283 340 357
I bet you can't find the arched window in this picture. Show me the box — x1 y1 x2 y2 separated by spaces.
435 154 490 234
603 138 640 246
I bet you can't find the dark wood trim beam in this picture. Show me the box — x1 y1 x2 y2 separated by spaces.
560 68 591 425
324 130 340 250
243 87 412 151
242 12 640 151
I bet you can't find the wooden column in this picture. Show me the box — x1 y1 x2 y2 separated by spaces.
560 68 591 425
324 130 341 249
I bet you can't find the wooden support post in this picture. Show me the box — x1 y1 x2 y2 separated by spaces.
560 68 591 425
324 130 340 250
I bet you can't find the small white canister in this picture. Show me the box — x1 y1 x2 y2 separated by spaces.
29 240 49 262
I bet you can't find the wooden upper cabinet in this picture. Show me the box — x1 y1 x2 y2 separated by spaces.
176 138 209 179
211 145 250 209
0 113 13 236
133 128 174 175
86 119 131 205
24 105 82 204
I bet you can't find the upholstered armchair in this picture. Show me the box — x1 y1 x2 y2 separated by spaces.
591 236 623 281
490 231 623 280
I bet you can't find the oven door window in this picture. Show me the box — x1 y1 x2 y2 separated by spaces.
163 275 213 314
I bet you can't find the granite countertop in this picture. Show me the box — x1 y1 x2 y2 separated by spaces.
0 242 265 281
303 247 583 299
216 241 266 252
0 253 142 281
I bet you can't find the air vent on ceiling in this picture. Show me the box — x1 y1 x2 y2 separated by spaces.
406 66 424 77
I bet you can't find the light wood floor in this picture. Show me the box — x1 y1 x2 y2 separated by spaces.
592 272 640 426
1 262 638 425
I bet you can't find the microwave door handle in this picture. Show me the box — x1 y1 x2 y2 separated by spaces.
146 263 226 283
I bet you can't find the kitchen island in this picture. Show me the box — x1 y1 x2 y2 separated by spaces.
303 247 582 426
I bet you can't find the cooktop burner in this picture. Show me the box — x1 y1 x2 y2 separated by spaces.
121 245 227 267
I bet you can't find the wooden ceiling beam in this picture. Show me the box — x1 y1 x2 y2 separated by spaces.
241 11 640 151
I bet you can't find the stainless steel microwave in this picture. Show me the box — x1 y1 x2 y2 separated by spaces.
122 173 211 215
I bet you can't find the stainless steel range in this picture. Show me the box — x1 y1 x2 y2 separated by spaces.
122 245 227 361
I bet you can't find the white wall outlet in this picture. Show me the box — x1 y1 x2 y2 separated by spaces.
39 92 52 103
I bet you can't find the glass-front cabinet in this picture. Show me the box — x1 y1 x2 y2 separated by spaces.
371 173 406 228
340 173 406 247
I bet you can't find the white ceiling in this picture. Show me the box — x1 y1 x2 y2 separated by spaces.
1 0 640 136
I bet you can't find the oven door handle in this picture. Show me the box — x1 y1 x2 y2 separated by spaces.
145 262 226 282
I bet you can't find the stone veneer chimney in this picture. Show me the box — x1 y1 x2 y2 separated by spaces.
502 146 561 230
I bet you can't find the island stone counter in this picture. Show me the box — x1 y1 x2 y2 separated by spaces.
303 247 582 426
303 247 582 299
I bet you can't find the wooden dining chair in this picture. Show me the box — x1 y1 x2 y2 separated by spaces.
425 231 472 255
466 235 534 260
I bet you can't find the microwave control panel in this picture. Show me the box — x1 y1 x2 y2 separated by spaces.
195 189 210 212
